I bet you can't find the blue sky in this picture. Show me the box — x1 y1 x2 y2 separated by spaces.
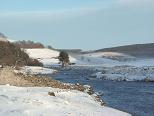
0 0 154 50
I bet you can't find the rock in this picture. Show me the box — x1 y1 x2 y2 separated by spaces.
48 92 55 96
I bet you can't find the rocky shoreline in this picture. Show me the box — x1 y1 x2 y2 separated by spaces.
0 67 104 106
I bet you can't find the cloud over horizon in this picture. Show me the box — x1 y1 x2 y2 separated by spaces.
0 0 153 50
118 0 154 7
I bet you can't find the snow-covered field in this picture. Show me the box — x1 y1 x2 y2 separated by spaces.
25 48 123 66
92 66 154 81
0 85 131 116
124 58 154 67
25 48 154 67
84 52 136 61
78 52 154 67
25 48 77 67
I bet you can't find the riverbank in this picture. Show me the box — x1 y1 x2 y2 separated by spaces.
0 67 131 116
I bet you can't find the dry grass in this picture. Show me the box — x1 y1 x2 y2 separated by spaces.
0 67 31 86
0 67 85 90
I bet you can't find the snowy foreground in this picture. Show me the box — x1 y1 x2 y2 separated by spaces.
0 85 131 116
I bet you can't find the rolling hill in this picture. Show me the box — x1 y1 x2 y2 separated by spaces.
94 43 154 58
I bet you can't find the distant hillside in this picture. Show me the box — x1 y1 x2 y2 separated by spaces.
57 49 82 54
95 43 154 58
0 32 8 42
0 32 7 38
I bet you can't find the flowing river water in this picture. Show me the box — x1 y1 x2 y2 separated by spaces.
50 67 154 116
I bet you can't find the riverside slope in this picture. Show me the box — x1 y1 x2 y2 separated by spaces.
0 85 131 116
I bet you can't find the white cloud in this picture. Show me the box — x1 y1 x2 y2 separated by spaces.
0 6 102 16
0 1 117 21
0 6 103 22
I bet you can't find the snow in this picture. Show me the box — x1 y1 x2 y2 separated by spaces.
125 58 154 67
25 48 77 66
71 52 136 67
92 66 154 81
25 49 131 67
0 85 131 116
26 48 153 67
74 54 120 66
15 66 57 75
77 52 154 67
25 48 154 81
25 48 59 59
86 52 135 60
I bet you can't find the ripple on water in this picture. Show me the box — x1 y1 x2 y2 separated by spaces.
52 68 154 116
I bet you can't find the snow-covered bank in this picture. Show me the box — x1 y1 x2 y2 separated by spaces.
15 66 57 75
0 85 131 116
91 66 154 81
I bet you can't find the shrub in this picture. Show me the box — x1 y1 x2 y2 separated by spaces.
58 51 70 67
27 59 43 67
0 41 43 67
14 40 44 49
0 41 29 66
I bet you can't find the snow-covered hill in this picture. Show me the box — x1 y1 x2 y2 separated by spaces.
25 48 59 59
25 48 77 67
25 48 154 67
0 85 131 116
25 48 126 67
85 52 136 61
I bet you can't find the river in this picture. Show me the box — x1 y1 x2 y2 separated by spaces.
51 67 154 116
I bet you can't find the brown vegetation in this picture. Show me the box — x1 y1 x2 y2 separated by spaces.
0 67 31 86
95 43 154 58
27 59 43 67
14 40 44 49
0 41 43 67
0 41 29 66
0 67 85 90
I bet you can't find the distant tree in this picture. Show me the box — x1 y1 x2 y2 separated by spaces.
47 45 53 49
58 51 70 68
14 40 44 48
